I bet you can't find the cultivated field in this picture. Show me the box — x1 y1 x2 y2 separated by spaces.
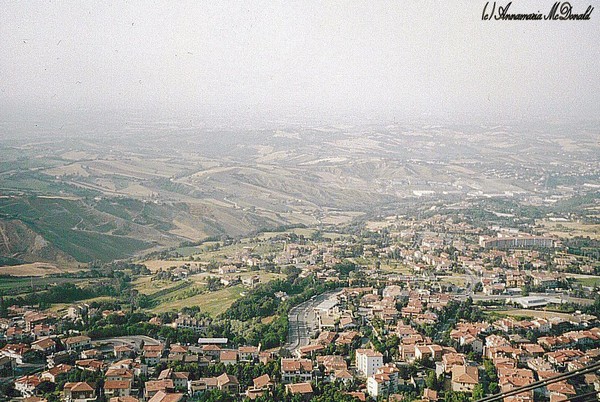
539 219 600 239
151 285 245 316
0 262 80 276
493 309 582 320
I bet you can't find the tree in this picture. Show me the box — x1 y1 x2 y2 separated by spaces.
472 384 484 400
425 371 440 391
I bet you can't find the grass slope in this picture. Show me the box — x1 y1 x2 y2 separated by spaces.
0 197 152 263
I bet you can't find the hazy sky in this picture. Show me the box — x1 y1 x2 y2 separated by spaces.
1 0 599 122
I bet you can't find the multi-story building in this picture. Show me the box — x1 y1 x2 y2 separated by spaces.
355 349 383 377
281 358 313 383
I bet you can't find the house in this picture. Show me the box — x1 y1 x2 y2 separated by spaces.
254 374 274 389
436 353 466 376
189 378 218 395
15 375 42 397
367 373 392 398
332 369 354 384
66 305 88 321
109 397 138 402
317 355 347 374
219 350 237 365
114 345 133 359
31 338 57 355
173 314 206 333
415 345 443 362
144 380 174 400
200 344 221 360
103 381 132 399
346 391 367 401
259 351 275 364
423 388 438 401
23 397 48 402
216 373 239 394
32 323 55 339
24 312 47 332
285 382 313 400
498 367 535 401
75 359 105 372
105 368 134 385
63 336 92 352
546 380 576 402
281 358 313 383
297 344 325 358
81 349 102 360
531 318 551 333
242 275 260 288
168 344 188 359
158 368 189 389
219 265 238 275
144 350 161 366
356 349 384 377
63 382 96 402
238 346 259 362
367 365 400 398
1 343 31 364
399 344 416 362
147 391 184 402
245 374 273 399
40 364 72 383
188 373 238 396
5 326 27 342
451 365 479 393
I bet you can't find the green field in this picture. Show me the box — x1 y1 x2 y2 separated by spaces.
572 277 600 287
0 276 90 296
151 285 245 316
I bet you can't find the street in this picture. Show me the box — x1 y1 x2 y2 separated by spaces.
284 290 340 354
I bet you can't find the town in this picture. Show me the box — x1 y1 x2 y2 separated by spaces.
1 206 599 402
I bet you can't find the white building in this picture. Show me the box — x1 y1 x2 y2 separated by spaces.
355 349 383 377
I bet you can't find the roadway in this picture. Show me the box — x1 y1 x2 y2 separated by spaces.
284 290 340 354
92 335 160 352
456 291 595 305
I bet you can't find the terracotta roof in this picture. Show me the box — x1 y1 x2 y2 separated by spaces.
144 350 161 358
104 381 131 390
346 391 366 401
148 391 184 402
143 344 164 352
106 368 134 378
281 358 312 372
355 348 383 358
253 374 271 389
217 373 239 386
145 379 174 392
201 344 221 351
109 397 138 402
32 338 56 349
64 335 91 345
334 369 354 379
64 382 94 392
452 365 479 384
286 382 313 394
220 350 237 361
423 388 438 400
547 381 576 395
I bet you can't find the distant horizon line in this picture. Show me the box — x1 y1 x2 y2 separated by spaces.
1 104 598 128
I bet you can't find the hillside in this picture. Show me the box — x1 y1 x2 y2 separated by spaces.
0 119 598 267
